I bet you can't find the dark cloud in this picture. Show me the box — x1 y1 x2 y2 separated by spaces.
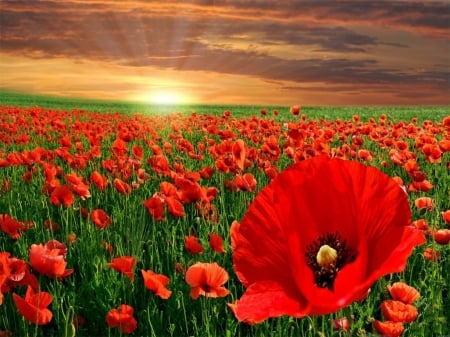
0 0 448 104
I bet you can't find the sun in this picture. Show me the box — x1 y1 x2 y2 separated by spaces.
147 90 187 105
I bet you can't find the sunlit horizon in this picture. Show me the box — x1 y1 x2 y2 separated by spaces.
0 1 448 105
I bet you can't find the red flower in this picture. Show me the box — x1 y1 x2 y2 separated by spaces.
185 235 204 254
290 105 301 116
185 262 229 299
108 256 135 281
373 320 404 337
423 247 440 261
332 316 350 332
0 253 10 305
232 139 246 171
1 255 38 296
232 156 425 323
143 196 165 221
141 269 172 299
106 304 137 334
29 243 73 278
113 178 132 195
414 197 434 211
0 214 26 239
387 282 420 304
90 171 108 191
433 228 450 245
50 185 74 207
381 300 418 323
91 209 112 229
442 210 450 225
165 196 185 217
209 233 226 253
12 286 53 325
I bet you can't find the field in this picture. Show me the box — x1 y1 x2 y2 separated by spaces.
0 91 449 337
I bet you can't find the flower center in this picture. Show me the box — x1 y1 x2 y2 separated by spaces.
316 245 337 266
305 232 356 290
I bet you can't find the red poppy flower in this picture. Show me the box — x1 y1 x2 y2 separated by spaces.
332 316 350 332
143 195 165 221
373 320 404 336
0 214 26 239
29 243 73 279
90 171 108 191
165 196 185 217
91 209 112 229
433 228 450 245
234 173 257 192
381 300 418 322
209 233 226 253
0 253 10 305
232 139 246 171
185 262 229 299
412 219 430 235
232 156 425 323
185 235 204 254
290 105 301 116
12 286 53 325
113 178 132 195
106 304 137 334
387 282 420 304
442 210 450 225
50 185 74 207
141 269 172 299
108 256 135 281
423 247 440 261
1 255 38 296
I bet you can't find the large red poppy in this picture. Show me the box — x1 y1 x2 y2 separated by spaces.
231 156 425 323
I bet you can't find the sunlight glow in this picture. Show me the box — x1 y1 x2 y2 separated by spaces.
147 90 188 105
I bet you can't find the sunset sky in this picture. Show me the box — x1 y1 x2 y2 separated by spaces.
0 0 449 105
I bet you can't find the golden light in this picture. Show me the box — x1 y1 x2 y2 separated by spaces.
147 90 188 105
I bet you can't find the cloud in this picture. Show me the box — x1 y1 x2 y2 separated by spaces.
0 0 448 104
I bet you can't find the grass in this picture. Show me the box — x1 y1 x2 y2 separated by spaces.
0 91 449 337
1 90 449 121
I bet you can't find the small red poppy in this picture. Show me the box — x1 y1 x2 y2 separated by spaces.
50 185 74 207
185 235 204 254
442 210 450 225
29 243 73 279
108 256 135 282
141 269 172 299
12 286 53 325
387 282 420 304
91 209 112 229
373 320 404 337
185 262 229 299
106 304 137 334
433 228 450 245
209 233 226 253
381 300 418 323
113 178 132 195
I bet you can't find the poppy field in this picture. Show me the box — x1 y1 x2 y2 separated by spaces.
0 95 449 337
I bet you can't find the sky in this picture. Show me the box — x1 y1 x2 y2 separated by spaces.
0 0 449 106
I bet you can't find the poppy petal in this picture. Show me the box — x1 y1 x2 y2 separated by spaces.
232 281 308 324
